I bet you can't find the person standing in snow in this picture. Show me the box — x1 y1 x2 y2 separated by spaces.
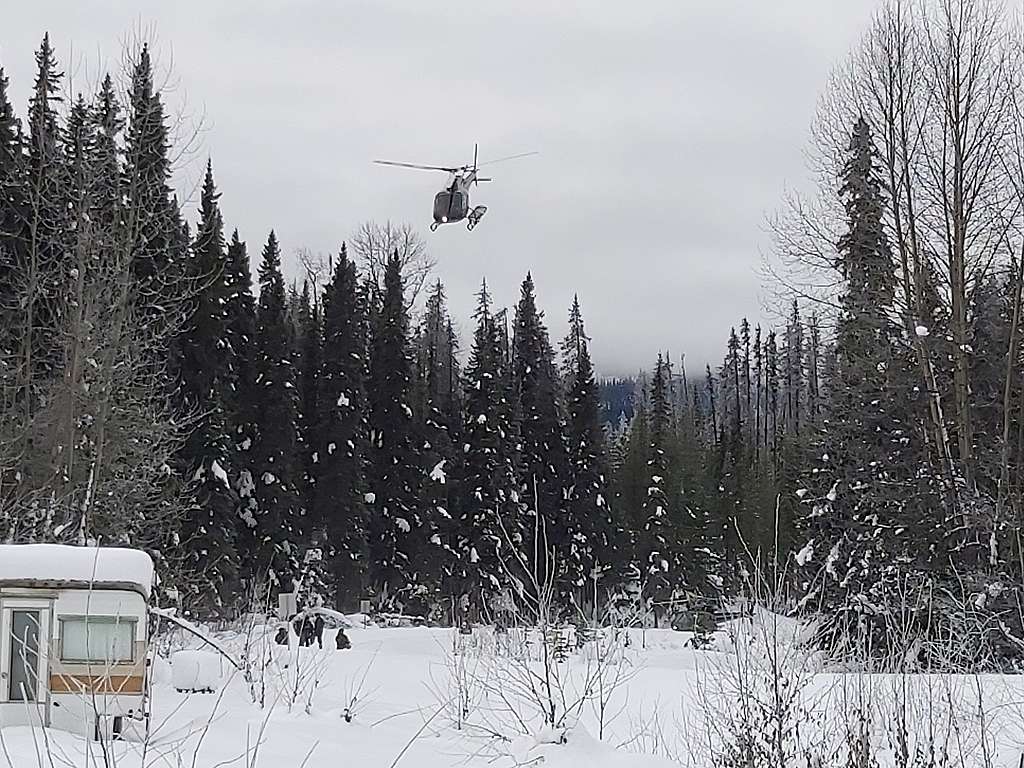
313 614 325 649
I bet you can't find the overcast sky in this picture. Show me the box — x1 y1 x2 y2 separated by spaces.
2 1 880 376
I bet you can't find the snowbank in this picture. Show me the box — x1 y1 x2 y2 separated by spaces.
0 544 154 598
171 650 222 693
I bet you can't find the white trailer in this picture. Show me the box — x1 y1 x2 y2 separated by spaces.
0 544 153 739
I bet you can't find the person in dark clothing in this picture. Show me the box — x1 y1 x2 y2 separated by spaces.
313 615 325 649
336 628 352 650
294 617 314 647
274 625 289 645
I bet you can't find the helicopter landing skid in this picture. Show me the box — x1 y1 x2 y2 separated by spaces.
467 205 487 231
430 221 440 232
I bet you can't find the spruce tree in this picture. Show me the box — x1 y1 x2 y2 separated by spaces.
638 354 677 617
0 66 24 395
710 328 747 589
512 273 569 597
87 75 122 247
560 295 620 594
223 230 260 545
297 281 322 518
753 326 763 464
0 66 23 311
797 118 941 651
252 230 303 589
783 301 804 438
456 281 521 615
366 252 423 609
614 380 648 533
413 280 460 604
316 245 369 607
63 95 94 224
293 281 331 609
174 161 239 611
124 43 185 323
765 332 780 460
23 34 67 382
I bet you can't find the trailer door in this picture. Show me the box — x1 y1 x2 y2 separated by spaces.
0 599 51 727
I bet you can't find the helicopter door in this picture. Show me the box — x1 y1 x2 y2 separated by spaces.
433 191 452 222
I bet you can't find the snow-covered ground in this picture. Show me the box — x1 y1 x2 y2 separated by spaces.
2 613 1024 767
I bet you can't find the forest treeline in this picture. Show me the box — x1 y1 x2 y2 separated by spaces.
4 0 1024 666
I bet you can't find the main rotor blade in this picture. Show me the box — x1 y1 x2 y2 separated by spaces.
477 151 539 167
374 160 459 172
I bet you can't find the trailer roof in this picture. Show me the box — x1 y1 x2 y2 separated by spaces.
0 545 154 598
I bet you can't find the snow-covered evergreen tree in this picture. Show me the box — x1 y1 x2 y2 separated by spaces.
512 273 569 597
455 281 521 616
315 245 369 607
413 280 460 606
23 34 67 382
223 230 260 558
297 281 321 519
797 118 942 651
174 161 239 611
252 230 303 589
559 295 621 594
367 252 424 610
124 43 186 326
638 355 675 613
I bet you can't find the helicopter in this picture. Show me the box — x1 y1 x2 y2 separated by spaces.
374 144 537 231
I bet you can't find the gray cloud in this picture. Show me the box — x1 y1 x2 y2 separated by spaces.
1 1 880 376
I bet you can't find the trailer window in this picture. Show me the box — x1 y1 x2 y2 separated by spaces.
60 617 135 664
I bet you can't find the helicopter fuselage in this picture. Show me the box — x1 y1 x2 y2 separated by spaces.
432 173 473 225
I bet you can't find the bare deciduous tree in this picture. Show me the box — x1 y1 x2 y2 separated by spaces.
350 220 435 307
0 35 202 556
767 0 1021 517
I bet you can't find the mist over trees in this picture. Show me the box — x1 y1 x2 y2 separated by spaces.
4 0 1024 667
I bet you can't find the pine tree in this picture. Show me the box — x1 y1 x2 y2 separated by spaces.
366 252 424 610
173 161 239 612
315 245 369 607
512 273 569 597
252 231 303 589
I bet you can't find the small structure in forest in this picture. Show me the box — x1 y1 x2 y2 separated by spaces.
0 544 153 739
